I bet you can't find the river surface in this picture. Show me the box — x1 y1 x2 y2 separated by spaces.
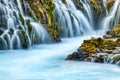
0 34 120 80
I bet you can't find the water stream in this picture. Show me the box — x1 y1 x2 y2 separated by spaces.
0 0 120 79
0 34 120 80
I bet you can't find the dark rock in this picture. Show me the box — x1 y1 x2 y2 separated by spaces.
93 57 104 63
0 28 4 35
55 35 61 42
8 28 14 36
66 50 89 61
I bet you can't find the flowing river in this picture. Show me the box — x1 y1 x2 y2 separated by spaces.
0 34 120 80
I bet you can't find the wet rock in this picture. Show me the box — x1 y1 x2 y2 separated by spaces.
8 28 14 36
85 57 92 62
55 35 61 42
0 28 4 35
66 50 89 61
93 57 104 63
104 50 113 54
112 50 120 54
0 5 6 16
0 37 7 50
103 34 112 39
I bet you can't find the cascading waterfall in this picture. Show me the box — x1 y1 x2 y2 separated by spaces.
31 22 52 44
102 0 120 31
54 0 120 37
54 0 93 37
80 0 94 28
0 0 119 50
0 0 52 50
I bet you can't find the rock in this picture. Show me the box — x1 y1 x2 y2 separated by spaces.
0 28 4 35
97 53 108 58
85 57 92 62
104 49 113 54
93 57 104 63
66 50 89 61
0 37 7 50
0 5 6 16
116 38 120 47
112 50 120 54
8 28 14 36
103 34 112 39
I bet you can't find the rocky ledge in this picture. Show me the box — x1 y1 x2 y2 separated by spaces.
66 21 120 66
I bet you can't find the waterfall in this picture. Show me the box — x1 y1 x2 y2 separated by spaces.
54 0 93 37
102 0 120 31
0 0 52 50
0 0 120 50
31 22 52 44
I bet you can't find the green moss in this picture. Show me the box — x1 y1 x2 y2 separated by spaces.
106 21 120 37
62 0 67 4
80 38 116 54
106 0 115 12
27 8 36 20
19 13 25 24
26 20 33 35
27 0 60 41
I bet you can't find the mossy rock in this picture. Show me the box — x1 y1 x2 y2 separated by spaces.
106 0 115 12
116 38 120 47
62 0 67 4
80 38 116 54
19 13 25 24
27 0 60 41
89 0 106 28
106 21 120 37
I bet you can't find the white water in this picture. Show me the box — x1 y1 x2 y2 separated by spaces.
54 0 93 37
31 22 52 44
102 0 120 31
0 0 52 49
0 34 120 80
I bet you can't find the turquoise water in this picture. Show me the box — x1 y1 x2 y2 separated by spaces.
0 35 120 80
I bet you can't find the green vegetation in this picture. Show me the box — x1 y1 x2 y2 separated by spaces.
106 0 115 12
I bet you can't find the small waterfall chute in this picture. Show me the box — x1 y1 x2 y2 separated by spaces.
102 0 120 31
31 22 52 44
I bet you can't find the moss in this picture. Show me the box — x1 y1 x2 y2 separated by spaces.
27 0 60 41
47 27 57 40
116 38 120 47
21 31 29 49
62 0 67 4
26 20 33 35
19 13 25 24
20 0 24 4
106 0 115 12
106 21 120 37
27 8 36 20
72 0 83 10
80 38 116 54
